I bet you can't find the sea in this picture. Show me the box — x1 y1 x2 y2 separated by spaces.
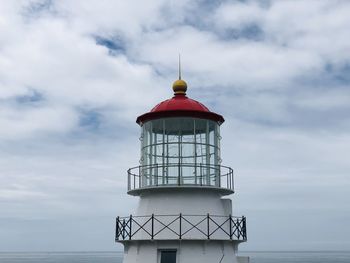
0 251 349 263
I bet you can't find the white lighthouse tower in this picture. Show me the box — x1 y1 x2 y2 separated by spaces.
116 76 248 263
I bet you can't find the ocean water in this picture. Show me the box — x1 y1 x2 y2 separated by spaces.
0 251 349 263
240 251 350 263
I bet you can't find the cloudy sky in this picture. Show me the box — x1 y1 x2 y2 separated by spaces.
1 0 350 252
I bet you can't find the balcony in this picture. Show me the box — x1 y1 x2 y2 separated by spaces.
127 163 234 195
115 214 247 242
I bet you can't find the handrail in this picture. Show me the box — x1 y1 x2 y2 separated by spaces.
115 214 247 242
127 163 234 192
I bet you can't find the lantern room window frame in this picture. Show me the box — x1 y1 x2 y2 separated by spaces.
139 117 222 187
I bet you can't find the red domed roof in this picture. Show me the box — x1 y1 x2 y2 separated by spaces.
136 94 224 125
151 94 210 112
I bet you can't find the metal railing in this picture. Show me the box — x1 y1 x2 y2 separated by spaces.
115 214 246 242
127 163 234 192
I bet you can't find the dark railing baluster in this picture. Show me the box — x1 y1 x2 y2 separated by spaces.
229 214 232 240
133 173 135 190
207 213 210 239
127 170 130 191
116 217 119 241
138 166 141 189
129 215 132 240
151 214 154 240
242 216 247 240
227 169 229 188
179 213 182 239
231 169 234 191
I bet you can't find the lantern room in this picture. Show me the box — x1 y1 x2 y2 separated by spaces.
127 79 234 195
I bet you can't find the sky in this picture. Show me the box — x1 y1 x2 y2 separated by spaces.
0 0 350 252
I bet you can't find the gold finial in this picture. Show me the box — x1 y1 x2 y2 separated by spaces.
172 54 187 95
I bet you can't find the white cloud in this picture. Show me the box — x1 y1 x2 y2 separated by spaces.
214 1 265 27
0 105 77 139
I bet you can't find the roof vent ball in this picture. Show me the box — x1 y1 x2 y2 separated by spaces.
172 79 187 95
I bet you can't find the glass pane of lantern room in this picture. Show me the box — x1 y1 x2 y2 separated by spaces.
208 120 217 186
152 119 164 186
194 119 208 184
141 122 152 187
164 118 180 185
179 118 195 184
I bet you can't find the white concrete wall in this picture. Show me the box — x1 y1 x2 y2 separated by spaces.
123 240 239 263
136 188 232 216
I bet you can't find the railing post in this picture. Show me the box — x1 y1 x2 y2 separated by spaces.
178 162 181 186
232 169 234 191
129 215 132 240
227 168 229 189
127 170 130 191
218 165 221 187
200 163 203 186
139 166 141 188
133 171 136 190
179 213 182 240
155 163 158 186
207 213 210 239
242 216 247 240
115 217 119 241
151 214 154 240
229 214 232 240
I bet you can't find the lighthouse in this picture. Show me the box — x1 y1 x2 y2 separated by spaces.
115 76 248 263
